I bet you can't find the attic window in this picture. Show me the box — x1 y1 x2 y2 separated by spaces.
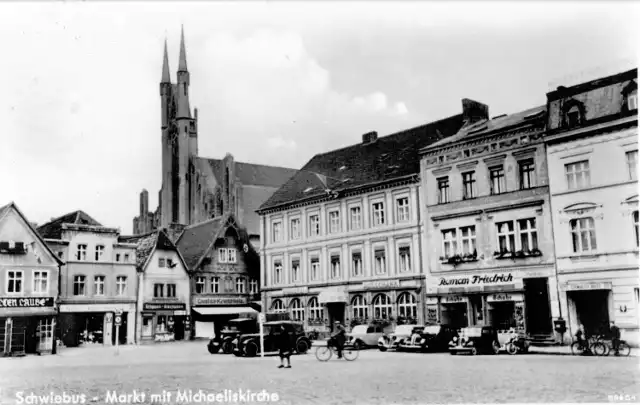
628 91 638 111
303 187 314 193
463 150 470 158
566 106 581 128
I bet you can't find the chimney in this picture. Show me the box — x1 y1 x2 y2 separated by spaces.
462 99 489 124
362 131 378 144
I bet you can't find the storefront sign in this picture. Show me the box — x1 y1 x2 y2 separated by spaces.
425 297 439 305
487 293 524 302
192 297 247 306
362 280 401 290
143 303 186 311
441 295 467 304
437 273 514 287
318 288 348 304
564 282 612 291
0 297 54 308
282 287 309 296
59 303 133 313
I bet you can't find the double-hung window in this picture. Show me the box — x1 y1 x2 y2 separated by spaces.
565 160 590 190
570 217 597 253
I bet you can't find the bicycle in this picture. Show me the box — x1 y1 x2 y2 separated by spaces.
315 338 359 362
570 336 600 355
600 339 632 357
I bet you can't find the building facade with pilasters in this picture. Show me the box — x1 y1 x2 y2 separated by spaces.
258 100 486 335
545 68 639 346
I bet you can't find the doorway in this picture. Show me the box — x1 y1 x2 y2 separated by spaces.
173 316 185 341
570 290 610 337
440 303 468 328
488 302 516 330
524 278 552 334
326 303 345 332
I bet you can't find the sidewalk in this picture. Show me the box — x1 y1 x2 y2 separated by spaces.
528 345 638 357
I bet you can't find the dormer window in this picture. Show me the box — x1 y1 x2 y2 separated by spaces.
628 91 637 111
567 106 581 127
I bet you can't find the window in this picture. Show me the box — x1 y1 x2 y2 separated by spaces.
158 258 166 267
272 221 283 243
626 150 638 181
290 218 301 240
372 202 385 226
33 271 48 294
154 283 164 298
115 253 120 262
351 251 363 277
442 229 457 258
156 315 167 333
565 160 590 190
58 251 64 259
398 246 411 272
235 278 245 293
349 206 362 231
73 275 86 296
116 276 127 296
167 258 174 268
330 255 341 279
374 248 386 275
211 277 220 293
94 276 105 296
308 297 323 320
308 215 320 237
634 211 639 247
437 177 450 204
497 221 516 253
329 210 341 233
225 278 234 291
460 226 476 255
519 160 536 190
352 295 368 319
218 248 228 263
227 248 237 263
290 299 304 321
396 197 410 222
95 245 104 261
273 261 283 284
570 217 597 253
7 271 23 293
167 284 176 298
567 105 581 127
397 293 417 318
271 299 285 313
372 294 392 319
518 218 538 251
249 279 258 294
488 166 506 195
310 257 320 281
291 260 300 283
76 244 87 261
124 253 130 262
629 92 638 111
462 171 476 199
195 277 205 294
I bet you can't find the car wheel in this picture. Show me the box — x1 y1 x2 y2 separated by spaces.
296 339 309 354
449 351 456 355
506 343 518 355
222 340 233 354
245 341 259 357
378 346 387 352
470 347 478 356
492 341 501 355
207 343 220 354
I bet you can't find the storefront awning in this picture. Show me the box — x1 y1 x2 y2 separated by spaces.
318 290 348 304
192 306 258 315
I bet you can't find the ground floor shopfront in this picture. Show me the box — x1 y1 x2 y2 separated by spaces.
426 267 559 336
190 296 258 339
138 302 188 343
57 302 136 347
0 297 57 356
558 267 640 347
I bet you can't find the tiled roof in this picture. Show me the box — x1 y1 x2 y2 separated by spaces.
425 106 546 151
198 158 297 188
37 210 103 240
240 185 279 236
258 114 466 211
176 217 224 270
119 230 180 271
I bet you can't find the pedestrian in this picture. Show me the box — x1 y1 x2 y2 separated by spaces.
575 324 589 355
610 321 621 356
276 324 293 369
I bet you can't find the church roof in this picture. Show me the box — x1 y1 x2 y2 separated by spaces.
258 113 465 212
200 158 297 188
37 210 103 240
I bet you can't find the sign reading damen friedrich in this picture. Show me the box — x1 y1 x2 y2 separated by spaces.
438 273 514 287
143 303 186 311
0 297 54 308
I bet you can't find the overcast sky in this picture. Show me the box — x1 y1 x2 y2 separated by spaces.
1 2 637 234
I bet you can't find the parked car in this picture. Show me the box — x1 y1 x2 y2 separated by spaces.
207 318 257 354
378 325 424 351
232 321 312 357
399 324 458 352
347 324 386 349
449 326 501 355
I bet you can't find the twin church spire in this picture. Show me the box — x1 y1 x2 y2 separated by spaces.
161 26 191 119
160 25 189 83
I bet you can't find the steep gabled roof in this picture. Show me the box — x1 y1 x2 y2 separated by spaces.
197 158 297 188
37 210 103 240
258 113 465 212
119 229 187 272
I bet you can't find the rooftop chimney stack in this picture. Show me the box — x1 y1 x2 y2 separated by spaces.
462 98 489 124
362 131 378 144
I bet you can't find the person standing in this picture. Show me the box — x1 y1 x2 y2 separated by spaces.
610 321 621 356
276 324 293 369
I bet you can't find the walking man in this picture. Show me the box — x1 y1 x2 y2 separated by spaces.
277 324 293 369
610 321 621 356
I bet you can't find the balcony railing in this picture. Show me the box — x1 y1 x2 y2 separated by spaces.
493 249 543 260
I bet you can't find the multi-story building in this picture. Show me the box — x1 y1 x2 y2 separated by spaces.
420 106 561 340
0 202 62 356
37 211 138 346
257 99 488 335
544 68 639 345
176 213 260 339
121 230 190 343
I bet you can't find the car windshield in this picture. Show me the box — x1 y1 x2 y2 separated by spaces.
461 327 483 337
351 325 368 334
394 326 415 335
423 325 441 334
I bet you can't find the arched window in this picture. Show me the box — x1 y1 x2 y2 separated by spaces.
397 292 417 318
308 297 323 320
351 295 368 319
289 298 304 321
372 294 392 319
271 299 285 313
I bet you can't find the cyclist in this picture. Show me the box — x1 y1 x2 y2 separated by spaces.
610 321 621 356
575 324 591 355
331 321 346 359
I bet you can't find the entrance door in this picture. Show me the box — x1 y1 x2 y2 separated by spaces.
326 303 345 332
571 290 610 337
524 278 553 334
174 316 185 341
37 317 54 352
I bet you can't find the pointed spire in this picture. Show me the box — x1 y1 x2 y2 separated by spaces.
178 25 188 72
161 38 171 83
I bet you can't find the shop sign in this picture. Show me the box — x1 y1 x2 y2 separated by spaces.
318 288 348 304
425 297 439 305
362 280 401 290
193 297 247 306
143 303 186 311
564 282 612 292
437 273 514 287
441 295 467 304
487 293 524 303
0 297 54 308
282 287 309 296
59 303 132 313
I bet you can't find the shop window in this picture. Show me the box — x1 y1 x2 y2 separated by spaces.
273 261 283 285
397 293 417 319
227 248 237 263
308 297 322 320
95 245 105 261
372 294 392 319
396 197 410 223
518 159 536 190
73 275 86 296
235 277 245 293
330 255 341 279
94 276 105 296
565 160 590 190
33 271 48 294
349 206 362 231
167 284 176 298
351 295 368 319
309 257 320 281
195 277 205 294
76 244 87 261
142 316 153 337
437 176 450 204
156 316 167 333
291 260 300 283
7 270 23 293
634 211 639 247
398 246 411 273
271 299 285 313
249 279 258 294
116 276 127 296
154 283 164 298
626 150 638 181
211 277 220 293
290 298 304 321
290 217 301 239
570 217 597 253
374 248 386 275
462 171 476 200
489 166 506 195
218 248 228 263
372 202 385 226
351 251 363 277
329 210 341 233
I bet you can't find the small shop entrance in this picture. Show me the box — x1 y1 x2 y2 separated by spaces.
524 278 552 334
488 302 516 330
327 303 345 332
570 289 611 337
440 303 468 328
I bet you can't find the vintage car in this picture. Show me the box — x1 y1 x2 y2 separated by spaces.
232 321 312 357
378 325 424 351
399 324 458 352
498 328 530 355
207 318 258 354
449 326 501 355
347 324 386 350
